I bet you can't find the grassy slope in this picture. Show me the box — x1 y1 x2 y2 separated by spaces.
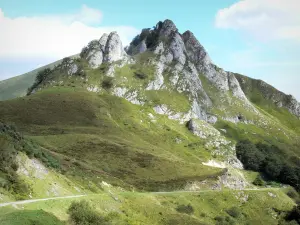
0 53 299 224
0 55 78 101
0 87 222 192
199 74 300 159
234 74 300 133
0 189 295 225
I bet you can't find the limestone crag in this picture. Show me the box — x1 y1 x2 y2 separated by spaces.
81 32 127 69
126 19 258 122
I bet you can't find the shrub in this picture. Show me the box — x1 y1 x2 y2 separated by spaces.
176 204 194 215
215 216 235 225
140 28 151 40
146 30 159 48
134 72 147 79
27 68 52 94
287 189 300 203
130 35 140 47
36 68 52 85
236 140 265 171
253 174 265 186
101 77 114 90
80 46 89 59
68 200 108 225
285 205 300 224
226 207 241 218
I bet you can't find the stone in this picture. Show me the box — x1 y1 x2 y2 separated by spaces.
82 32 127 69
104 32 126 62
159 19 178 37
187 119 220 139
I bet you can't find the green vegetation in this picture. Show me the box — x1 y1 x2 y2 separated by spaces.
0 210 65 225
236 140 300 191
68 200 108 225
0 88 221 192
0 122 63 200
1 36 300 225
215 215 235 225
101 76 114 90
0 189 294 225
0 123 31 199
0 56 76 101
176 204 194 215
235 73 300 133
226 207 241 218
253 174 265 186
27 68 52 95
285 205 300 224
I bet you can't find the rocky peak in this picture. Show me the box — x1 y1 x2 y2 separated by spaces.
182 30 211 65
158 19 178 37
80 32 126 68
104 32 126 62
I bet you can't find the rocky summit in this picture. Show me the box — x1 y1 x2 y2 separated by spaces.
26 19 300 122
0 19 300 225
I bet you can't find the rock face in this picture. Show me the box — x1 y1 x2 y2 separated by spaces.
81 32 126 68
125 19 259 123
187 119 220 139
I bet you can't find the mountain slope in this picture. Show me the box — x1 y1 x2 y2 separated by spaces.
0 19 300 225
0 55 78 101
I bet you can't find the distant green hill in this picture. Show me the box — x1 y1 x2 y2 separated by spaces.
0 55 78 101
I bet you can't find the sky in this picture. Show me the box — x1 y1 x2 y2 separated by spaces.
0 0 299 100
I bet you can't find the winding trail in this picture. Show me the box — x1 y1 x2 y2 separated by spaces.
0 195 86 208
0 187 280 208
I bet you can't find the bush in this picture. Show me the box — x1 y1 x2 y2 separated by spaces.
176 204 194 215
23 141 60 169
236 140 265 171
101 77 114 90
68 200 109 225
80 46 89 59
145 30 159 48
130 35 140 47
215 216 235 225
253 174 265 186
285 205 300 224
27 68 52 94
287 189 300 203
134 72 147 79
226 207 241 218
236 140 300 191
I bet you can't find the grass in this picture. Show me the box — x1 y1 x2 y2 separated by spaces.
0 189 295 225
0 50 300 224
235 73 300 133
0 55 78 101
144 90 190 112
0 209 65 225
0 88 221 193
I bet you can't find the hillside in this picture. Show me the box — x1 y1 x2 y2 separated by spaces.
0 55 78 101
0 19 300 225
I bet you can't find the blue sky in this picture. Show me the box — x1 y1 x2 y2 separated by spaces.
0 0 299 99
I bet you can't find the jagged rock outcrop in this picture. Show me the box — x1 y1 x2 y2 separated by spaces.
81 32 127 69
187 119 220 139
125 19 257 123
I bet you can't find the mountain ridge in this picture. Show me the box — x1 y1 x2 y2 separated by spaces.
23 19 299 122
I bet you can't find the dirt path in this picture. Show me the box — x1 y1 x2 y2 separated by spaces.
151 188 280 195
0 188 280 208
0 195 86 208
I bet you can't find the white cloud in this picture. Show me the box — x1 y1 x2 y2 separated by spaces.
215 0 300 41
0 6 139 59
